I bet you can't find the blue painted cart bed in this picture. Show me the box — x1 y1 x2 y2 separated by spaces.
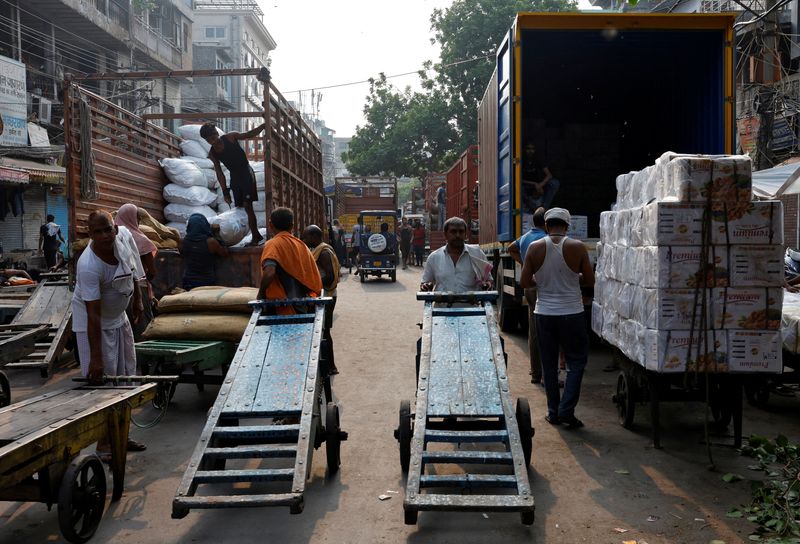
172 298 345 518
396 292 535 525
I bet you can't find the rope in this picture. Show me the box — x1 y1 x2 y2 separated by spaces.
78 92 98 201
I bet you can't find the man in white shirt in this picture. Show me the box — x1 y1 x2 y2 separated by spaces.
72 210 146 456
420 217 492 292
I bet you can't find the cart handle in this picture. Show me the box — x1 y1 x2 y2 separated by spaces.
248 296 334 309
415 291 499 303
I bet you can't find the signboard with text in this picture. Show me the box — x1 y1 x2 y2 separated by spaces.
0 56 27 146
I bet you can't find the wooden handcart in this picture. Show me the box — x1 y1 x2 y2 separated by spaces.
0 324 50 405
396 292 535 525
0 383 156 543
611 349 745 448
3 278 73 377
135 339 236 400
172 297 346 518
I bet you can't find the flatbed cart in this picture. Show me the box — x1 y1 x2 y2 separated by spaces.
3 278 72 377
135 340 236 401
611 349 745 449
0 324 50 405
172 297 347 518
395 292 535 525
0 382 157 543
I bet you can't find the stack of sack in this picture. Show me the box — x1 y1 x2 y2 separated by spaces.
593 152 784 373
159 124 269 242
142 286 258 342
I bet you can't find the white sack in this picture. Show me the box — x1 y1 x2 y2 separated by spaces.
180 155 215 169
180 139 209 159
177 124 223 143
212 208 250 246
252 191 267 212
163 184 217 206
164 203 216 223
160 158 207 188
233 228 268 248
250 161 265 173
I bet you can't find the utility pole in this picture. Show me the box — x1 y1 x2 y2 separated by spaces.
755 0 779 170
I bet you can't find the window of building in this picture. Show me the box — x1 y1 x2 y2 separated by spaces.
205 27 226 39
183 23 190 52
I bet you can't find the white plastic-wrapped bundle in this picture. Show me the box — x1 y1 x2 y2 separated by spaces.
203 168 230 190
213 187 231 211
180 155 215 169
252 191 267 212
160 158 207 188
177 124 220 142
166 221 187 238
591 302 604 337
665 155 751 203
254 170 266 189
232 228 268 248
179 139 209 159
212 208 250 246
163 184 217 207
164 203 216 223
250 161 264 173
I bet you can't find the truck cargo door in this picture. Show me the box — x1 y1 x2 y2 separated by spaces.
496 31 513 242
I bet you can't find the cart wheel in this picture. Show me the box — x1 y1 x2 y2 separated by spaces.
395 400 412 472
515 398 533 467
614 372 636 429
390 270 396 282
325 403 342 473
404 509 418 525
58 454 107 544
359 271 365 283
520 509 535 525
0 371 10 407
745 381 771 407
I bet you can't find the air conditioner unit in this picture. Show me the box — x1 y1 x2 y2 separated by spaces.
38 97 52 124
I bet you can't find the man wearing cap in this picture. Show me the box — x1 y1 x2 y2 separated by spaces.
520 207 594 429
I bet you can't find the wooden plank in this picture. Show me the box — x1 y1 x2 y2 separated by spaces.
173 493 301 511
11 282 71 327
194 468 294 484
458 315 503 417
202 445 297 459
405 493 534 512
223 326 272 414
0 389 104 440
427 316 464 417
421 450 514 465
419 474 518 489
249 323 312 414
424 429 509 443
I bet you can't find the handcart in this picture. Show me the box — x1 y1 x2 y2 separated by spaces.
135 340 236 401
3 278 72 377
0 324 50 405
0 383 156 543
172 297 347 518
395 292 535 525
611 349 744 449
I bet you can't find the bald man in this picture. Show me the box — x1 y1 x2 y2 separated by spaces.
302 224 340 375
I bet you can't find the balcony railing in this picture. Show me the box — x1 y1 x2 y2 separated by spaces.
700 0 748 12
93 0 130 28
132 15 184 68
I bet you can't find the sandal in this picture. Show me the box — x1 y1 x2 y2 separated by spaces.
544 415 560 425
561 416 584 429
127 438 147 451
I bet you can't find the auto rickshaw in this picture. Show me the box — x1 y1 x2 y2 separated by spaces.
356 210 398 283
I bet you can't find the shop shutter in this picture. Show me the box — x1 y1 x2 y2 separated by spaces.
46 190 69 255
0 212 24 253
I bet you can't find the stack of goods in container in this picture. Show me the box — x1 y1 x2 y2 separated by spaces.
143 286 257 342
160 124 268 240
593 152 784 373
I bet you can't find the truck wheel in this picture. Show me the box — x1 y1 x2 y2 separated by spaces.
495 261 517 333
390 270 396 282
359 271 365 283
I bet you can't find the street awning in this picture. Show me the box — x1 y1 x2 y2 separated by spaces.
0 166 29 184
752 162 800 199
0 157 65 185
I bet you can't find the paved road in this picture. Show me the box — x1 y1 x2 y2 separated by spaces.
2 265 800 543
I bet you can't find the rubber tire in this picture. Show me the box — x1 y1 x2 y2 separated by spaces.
516 398 533 467
325 403 341 473
390 270 396 282
615 372 636 429
359 271 365 283
397 400 412 473
58 454 107 544
0 371 10 407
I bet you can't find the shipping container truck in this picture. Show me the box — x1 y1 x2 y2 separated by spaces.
478 12 735 331
445 145 480 243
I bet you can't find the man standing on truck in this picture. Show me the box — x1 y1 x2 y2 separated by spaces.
200 122 266 247
302 224 340 376
420 217 492 293
398 217 413 270
520 208 593 429
258 207 322 316
522 143 560 210
508 207 547 384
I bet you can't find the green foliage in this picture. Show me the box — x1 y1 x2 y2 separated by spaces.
396 178 420 208
345 0 576 177
729 435 800 542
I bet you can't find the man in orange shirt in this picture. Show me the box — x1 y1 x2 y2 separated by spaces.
257 207 322 314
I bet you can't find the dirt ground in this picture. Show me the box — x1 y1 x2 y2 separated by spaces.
2 266 799 544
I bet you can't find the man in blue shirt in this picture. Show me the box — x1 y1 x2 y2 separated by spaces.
508 207 547 384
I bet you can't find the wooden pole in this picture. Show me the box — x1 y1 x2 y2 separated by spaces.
258 68 273 224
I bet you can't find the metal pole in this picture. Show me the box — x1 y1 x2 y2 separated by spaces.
14 1 21 62
258 68 273 223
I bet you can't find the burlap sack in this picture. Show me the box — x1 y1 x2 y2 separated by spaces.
157 286 258 314
137 207 181 243
142 313 251 342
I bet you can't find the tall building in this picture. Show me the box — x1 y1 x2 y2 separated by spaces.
184 0 276 139
334 137 351 178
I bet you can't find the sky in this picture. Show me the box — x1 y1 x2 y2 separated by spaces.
261 0 596 138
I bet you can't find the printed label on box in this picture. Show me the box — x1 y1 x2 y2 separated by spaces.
728 330 782 373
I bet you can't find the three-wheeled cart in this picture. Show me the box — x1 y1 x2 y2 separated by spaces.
611 349 745 448
356 210 398 283
2 278 73 377
395 292 535 525
0 383 156 543
172 298 346 518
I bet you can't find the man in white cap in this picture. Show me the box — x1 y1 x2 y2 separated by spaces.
520 207 594 429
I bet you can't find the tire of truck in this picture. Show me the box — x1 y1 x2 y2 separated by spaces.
495 261 517 333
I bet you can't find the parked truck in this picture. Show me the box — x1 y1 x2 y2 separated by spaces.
477 12 735 331
445 145 480 243
333 176 398 236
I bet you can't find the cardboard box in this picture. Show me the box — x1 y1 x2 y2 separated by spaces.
727 330 782 373
712 287 782 330
640 200 783 246
591 301 603 337
636 246 729 288
665 155 752 203
567 215 588 239
642 328 727 373
632 288 712 330
729 245 784 287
